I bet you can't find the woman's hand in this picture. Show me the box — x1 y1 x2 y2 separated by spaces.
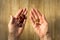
30 8 48 38
8 8 27 39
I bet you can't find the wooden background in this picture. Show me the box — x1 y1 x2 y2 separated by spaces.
0 0 60 40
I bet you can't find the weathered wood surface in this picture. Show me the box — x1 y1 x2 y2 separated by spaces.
0 0 60 40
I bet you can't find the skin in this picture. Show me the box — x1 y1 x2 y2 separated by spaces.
8 8 27 40
30 9 48 39
8 8 49 40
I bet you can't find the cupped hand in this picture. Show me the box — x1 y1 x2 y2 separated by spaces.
8 8 27 37
30 8 48 38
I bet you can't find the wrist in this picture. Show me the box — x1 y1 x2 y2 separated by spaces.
39 33 51 40
39 34 47 40
8 32 18 40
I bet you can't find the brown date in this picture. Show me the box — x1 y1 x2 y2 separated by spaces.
15 14 26 27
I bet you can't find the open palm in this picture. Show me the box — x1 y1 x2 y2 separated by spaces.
30 9 48 38
8 8 27 37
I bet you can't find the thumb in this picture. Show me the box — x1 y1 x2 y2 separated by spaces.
10 15 15 24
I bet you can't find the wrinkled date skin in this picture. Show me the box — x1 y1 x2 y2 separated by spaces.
14 14 26 27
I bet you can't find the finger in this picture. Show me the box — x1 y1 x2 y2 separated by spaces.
36 9 44 24
23 10 27 19
37 9 42 19
22 19 27 27
33 9 43 24
24 10 27 15
23 9 27 15
30 11 36 21
31 9 37 19
32 8 39 18
30 16 35 25
23 8 27 15
42 14 47 23
15 9 23 18
23 8 27 18
31 11 36 19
